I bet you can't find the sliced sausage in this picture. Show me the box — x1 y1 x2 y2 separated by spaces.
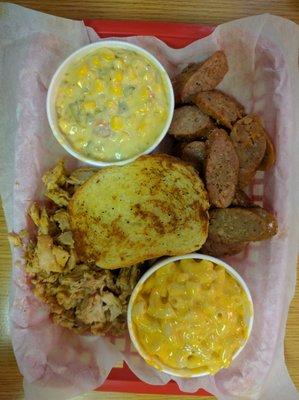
205 129 239 208
230 114 267 187
208 207 278 243
173 51 228 103
194 90 245 129
249 207 278 238
181 141 206 171
201 234 247 257
168 106 214 141
231 188 253 207
259 132 276 170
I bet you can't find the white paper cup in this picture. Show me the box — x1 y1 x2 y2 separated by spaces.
47 40 174 167
128 253 254 378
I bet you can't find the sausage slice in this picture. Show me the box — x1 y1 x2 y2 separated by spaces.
208 207 278 243
181 141 206 171
173 51 228 103
231 188 253 207
205 129 239 208
249 207 278 238
194 90 245 129
231 114 267 187
259 132 276 171
168 106 214 141
201 234 247 257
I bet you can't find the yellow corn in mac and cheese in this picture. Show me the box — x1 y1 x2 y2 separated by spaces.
131 259 251 375
56 47 169 161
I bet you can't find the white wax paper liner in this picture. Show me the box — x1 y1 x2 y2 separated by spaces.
0 4 299 400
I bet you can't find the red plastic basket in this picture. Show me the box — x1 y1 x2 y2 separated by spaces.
83 18 214 396
84 19 214 49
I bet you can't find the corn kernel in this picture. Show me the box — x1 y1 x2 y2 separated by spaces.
111 84 123 96
127 68 137 81
113 70 123 82
110 115 123 131
140 86 150 100
74 140 89 150
138 120 149 134
114 59 124 69
55 95 64 108
78 64 89 76
106 100 117 111
94 78 104 92
83 101 96 112
92 57 101 66
101 49 115 61
58 119 69 134
137 105 149 115
62 87 73 97
158 109 168 119
154 83 162 93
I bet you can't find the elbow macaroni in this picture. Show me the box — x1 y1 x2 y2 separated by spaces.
131 259 251 375
55 47 169 162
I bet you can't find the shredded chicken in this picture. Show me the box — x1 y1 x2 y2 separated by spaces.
76 294 107 324
42 160 70 207
36 235 69 273
28 203 56 235
51 210 70 231
8 232 23 247
57 231 74 247
66 167 97 186
28 203 41 227
102 292 123 321
42 159 67 191
12 160 140 336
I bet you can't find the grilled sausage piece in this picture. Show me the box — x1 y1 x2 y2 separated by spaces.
249 207 278 238
230 114 267 187
201 234 247 257
208 207 278 243
231 188 253 207
205 129 239 208
259 132 276 171
168 106 214 141
194 90 245 129
181 141 206 171
173 51 228 103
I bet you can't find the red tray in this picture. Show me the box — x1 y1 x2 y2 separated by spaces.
83 18 214 397
84 19 214 49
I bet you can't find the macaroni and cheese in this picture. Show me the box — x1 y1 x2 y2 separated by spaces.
55 47 170 162
131 258 252 375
